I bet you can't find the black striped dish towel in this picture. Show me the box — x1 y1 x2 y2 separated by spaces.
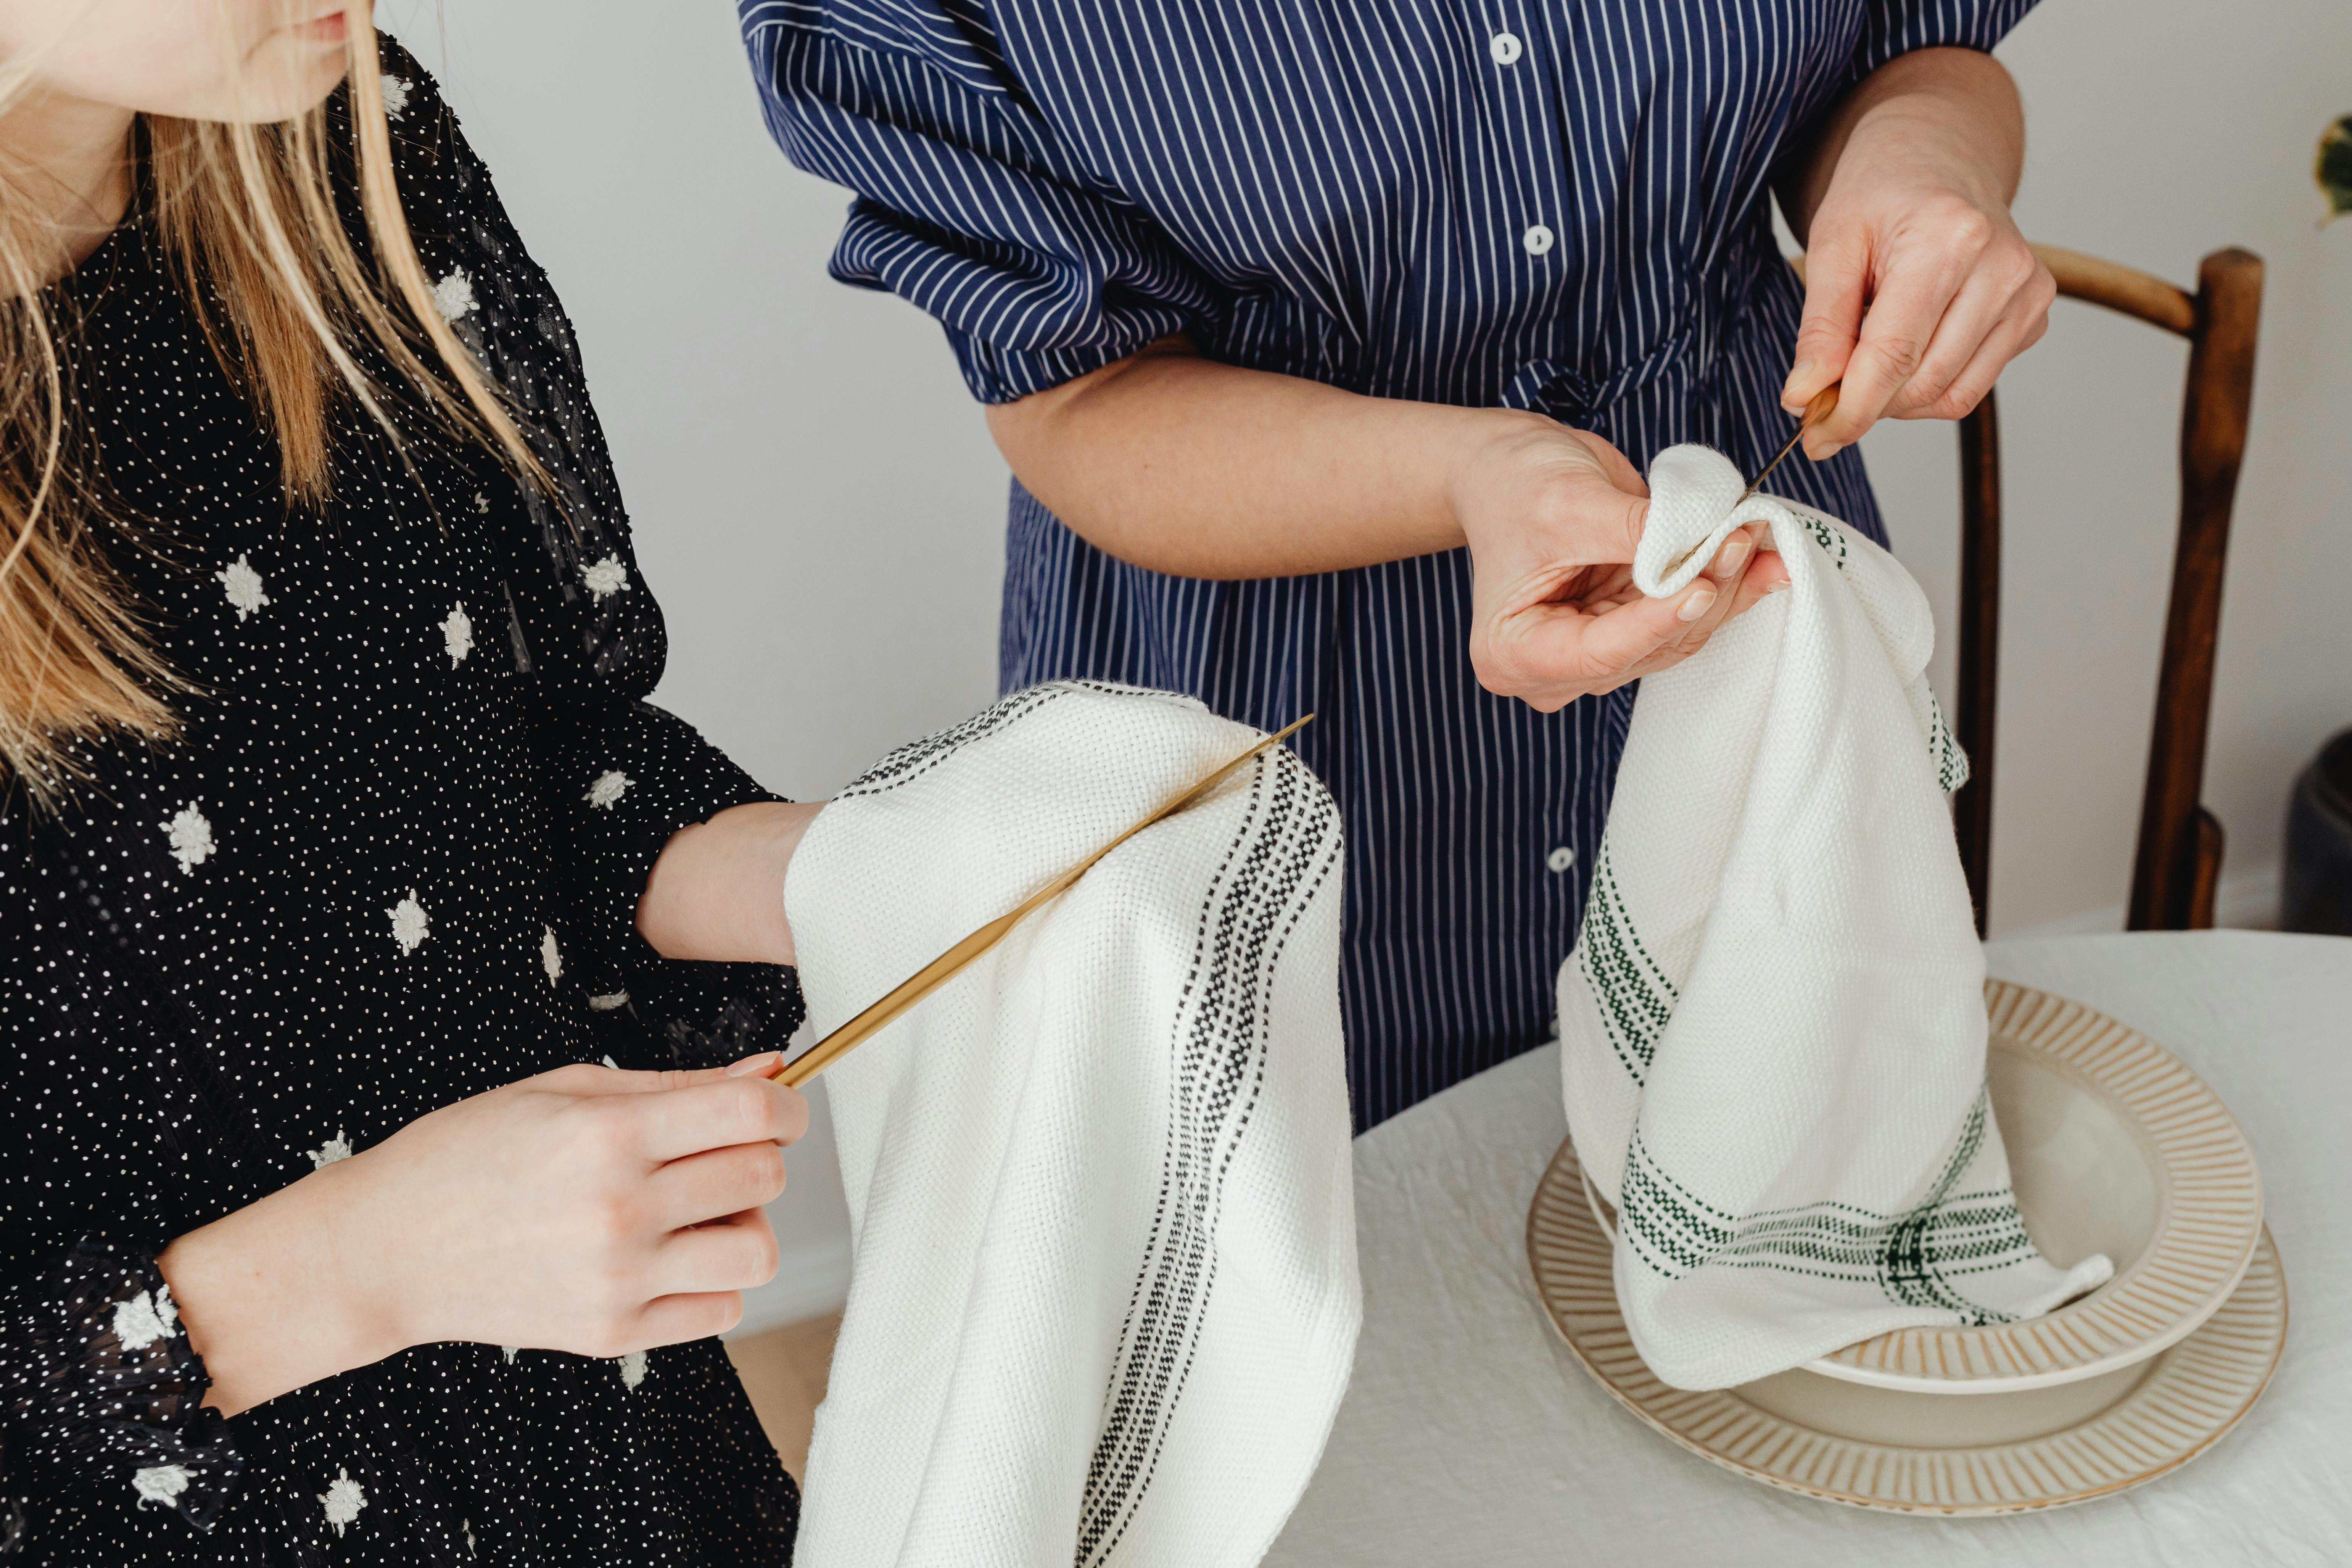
786 681 1357 1565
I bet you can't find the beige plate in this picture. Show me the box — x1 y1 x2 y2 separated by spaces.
1809 980 2263 1392
1529 1133 2288 1513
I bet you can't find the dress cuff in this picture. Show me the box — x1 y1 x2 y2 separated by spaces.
2 1237 245 1532
558 700 780 992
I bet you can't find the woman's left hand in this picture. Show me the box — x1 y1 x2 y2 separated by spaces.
1778 48 2054 459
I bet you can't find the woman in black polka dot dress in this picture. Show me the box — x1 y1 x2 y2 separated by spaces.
2 13 815 1565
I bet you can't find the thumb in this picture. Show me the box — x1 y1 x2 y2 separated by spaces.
1605 492 1652 567
1786 229 1868 411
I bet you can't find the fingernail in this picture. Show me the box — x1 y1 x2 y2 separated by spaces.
1711 539 1752 582
1811 438 1845 461
1677 583 1717 622
1764 579 1791 596
726 1051 782 1077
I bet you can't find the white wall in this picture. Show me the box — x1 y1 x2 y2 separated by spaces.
386 0 2350 1326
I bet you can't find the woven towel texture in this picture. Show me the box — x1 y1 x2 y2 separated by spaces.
1558 445 2110 1391
786 682 1357 1567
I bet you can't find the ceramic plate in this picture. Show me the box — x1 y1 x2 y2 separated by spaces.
1528 1132 2288 1513
1816 981 2262 1389
1576 980 2264 1393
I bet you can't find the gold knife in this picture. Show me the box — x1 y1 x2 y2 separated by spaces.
1740 383 1842 507
771 715 1315 1088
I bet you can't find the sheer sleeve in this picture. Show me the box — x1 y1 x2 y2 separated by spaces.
0 1238 243 1539
1846 0 2042 82
740 0 1223 402
370 47 805 1064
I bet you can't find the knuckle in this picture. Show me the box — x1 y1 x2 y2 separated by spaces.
590 1190 642 1249
577 1096 637 1157
1933 201 1994 251
741 1222 781 1285
1468 639 1520 699
752 1142 788 1200
776 1087 811 1147
1863 333 1925 378
543 1063 613 1100
724 1079 774 1140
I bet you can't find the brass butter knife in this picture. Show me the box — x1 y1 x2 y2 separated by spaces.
772 715 1315 1088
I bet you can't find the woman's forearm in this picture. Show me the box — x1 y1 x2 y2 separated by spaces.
1776 47 2025 246
159 1055 809 1417
637 799 822 965
157 1163 400 1417
1773 47 2046 454
984 340 1531 580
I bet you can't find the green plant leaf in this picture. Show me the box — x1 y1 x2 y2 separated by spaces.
2320 115 2352 222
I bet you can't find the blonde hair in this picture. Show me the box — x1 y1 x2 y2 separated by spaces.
0 14 542 810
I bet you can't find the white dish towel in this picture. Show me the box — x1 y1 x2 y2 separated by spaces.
1557 445 2111 1392
785 681 1357 1568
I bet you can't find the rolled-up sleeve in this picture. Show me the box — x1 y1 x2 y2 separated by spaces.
740 0 1222 402
1847 0 2041 81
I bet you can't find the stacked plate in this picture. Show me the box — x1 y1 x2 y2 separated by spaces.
1527 979 2285 1514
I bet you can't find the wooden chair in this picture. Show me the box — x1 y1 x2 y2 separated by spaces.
1952 245 2263 935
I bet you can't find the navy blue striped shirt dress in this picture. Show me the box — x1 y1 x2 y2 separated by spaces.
738 0 2036 1130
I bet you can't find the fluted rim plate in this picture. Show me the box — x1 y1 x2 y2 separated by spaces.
1577 980 2265 1393
1529 1132 2289 1514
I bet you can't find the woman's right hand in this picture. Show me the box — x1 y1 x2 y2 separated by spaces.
159 1053 807 1416
1448 413 1789 712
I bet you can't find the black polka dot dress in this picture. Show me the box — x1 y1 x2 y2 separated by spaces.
0 45 802 1566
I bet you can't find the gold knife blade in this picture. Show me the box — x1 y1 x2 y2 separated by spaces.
772 715 1315 1088
1739 383 1842 508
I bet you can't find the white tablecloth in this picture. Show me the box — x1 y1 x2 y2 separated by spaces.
1266 932 2352 1567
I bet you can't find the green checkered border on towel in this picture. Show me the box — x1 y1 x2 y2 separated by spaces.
1573 823 2027 1316
1617 1085 2038 1319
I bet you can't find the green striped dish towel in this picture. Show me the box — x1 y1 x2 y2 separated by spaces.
1557 444 2110 1392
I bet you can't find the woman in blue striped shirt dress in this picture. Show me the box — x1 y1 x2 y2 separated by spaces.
739 0 2054 1131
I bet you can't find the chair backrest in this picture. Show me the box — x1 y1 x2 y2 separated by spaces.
1952 245 2263 935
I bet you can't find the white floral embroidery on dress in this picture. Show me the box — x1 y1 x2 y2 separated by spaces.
587 991 629 1011
380 75 411 119
580 555 628 600
500 1345 520 1364
584 770 631 810
113 1286 177 1351
309 1131 353 1169
431 266 475 323
390 890 429 954
163 802 215 874
132 1463 192 1509
320 1468 367 1536
618 1348 649 1390
474 491 491 514
216 554 269 621
541 925 563 984
440 603 473 666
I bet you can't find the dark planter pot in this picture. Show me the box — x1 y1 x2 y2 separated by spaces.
2282 728 2352 936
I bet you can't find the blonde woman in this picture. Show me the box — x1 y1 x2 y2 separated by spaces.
0 3 821 1561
